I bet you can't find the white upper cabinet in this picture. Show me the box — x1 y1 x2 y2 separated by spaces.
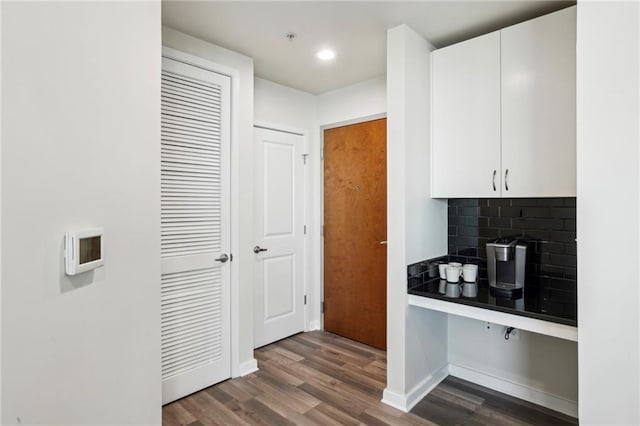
501 6 576 197
431 31 501 198
431 6 576 198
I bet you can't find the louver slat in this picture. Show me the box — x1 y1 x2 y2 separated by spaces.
160 268 222 380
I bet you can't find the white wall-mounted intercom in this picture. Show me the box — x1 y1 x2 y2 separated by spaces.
65 227 104 276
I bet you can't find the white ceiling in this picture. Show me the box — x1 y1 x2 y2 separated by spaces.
162 1 574 95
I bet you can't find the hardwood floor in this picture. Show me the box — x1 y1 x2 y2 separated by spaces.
163 331 577 426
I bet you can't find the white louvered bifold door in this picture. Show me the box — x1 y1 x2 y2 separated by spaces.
160 56 231 405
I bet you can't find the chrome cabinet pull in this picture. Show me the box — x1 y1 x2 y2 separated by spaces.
492 170 497 191
505 169 509 191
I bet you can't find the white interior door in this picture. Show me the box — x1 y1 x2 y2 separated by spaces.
161 56 231 404
254 127 305 348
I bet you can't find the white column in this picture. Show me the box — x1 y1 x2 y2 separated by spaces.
576 1 640 423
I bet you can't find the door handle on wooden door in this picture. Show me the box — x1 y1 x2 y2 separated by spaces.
379 241 387 245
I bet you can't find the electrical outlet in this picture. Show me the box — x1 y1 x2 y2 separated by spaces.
483 321 493 333
504 327 521 341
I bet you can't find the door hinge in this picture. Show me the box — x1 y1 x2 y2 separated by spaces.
304 225 307 235
302 153 309 165
321 301 325 314
321 225 325 237
321 147 324 160
230 253 233 262
304 295 307 305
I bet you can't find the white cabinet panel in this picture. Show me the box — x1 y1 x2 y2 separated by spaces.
430 7 576 198
431 31 501 198
501 6 576 197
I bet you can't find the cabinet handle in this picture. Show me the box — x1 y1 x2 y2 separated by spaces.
505 169 509 191
492 170 497 191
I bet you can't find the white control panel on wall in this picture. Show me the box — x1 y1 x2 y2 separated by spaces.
65 227 104 276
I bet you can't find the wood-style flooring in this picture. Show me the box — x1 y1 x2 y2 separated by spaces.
163 331 577 426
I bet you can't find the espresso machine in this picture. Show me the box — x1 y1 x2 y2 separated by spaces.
486 238 527 298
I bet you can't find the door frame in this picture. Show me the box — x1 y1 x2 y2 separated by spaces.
319 113 387 330
162 46 245 377
254 120 310 333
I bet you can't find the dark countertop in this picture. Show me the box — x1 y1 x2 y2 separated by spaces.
408 276 577 327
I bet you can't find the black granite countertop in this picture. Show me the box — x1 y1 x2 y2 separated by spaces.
408 276 577 327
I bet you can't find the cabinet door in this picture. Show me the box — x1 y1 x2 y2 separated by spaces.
431 31 501 198
501 6 576 197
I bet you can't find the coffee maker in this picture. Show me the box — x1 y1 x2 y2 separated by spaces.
486 238 527 298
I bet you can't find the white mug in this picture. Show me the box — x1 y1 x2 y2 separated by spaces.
445 282 461 298
462 282 478 298
462 264 478 282
446 265 462 283
438 263 448 280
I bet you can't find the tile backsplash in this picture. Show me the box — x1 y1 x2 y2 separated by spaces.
448 198 577 282
406 198 577 321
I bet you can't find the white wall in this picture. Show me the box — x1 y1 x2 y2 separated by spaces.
448 317 578 416
316 77 386 126
384 24 448 411
255 78 316 131
162 27 257 376
0 1 3 421
1 2 161 424
576 2 640 424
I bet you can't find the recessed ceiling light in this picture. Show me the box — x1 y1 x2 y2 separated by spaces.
316 49 335 61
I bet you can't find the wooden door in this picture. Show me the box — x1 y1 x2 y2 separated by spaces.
253 127 305 348
160 56 231 404
323 118 387 350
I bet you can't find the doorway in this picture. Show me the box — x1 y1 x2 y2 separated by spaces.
323 118 387 350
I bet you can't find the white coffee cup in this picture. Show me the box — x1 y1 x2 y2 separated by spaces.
438 263 448 279
438 263 448 280
462 282 478 298
445 282 461 298
462 264 478 282
446 265 462 283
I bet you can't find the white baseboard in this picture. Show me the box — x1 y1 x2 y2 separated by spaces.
405 364 450 411
306 320 321 331
382 364 449 412
236 358 258 377
448 364 578 418
381 388 408 412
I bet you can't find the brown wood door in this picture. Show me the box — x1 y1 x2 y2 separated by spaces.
323 118 387 350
